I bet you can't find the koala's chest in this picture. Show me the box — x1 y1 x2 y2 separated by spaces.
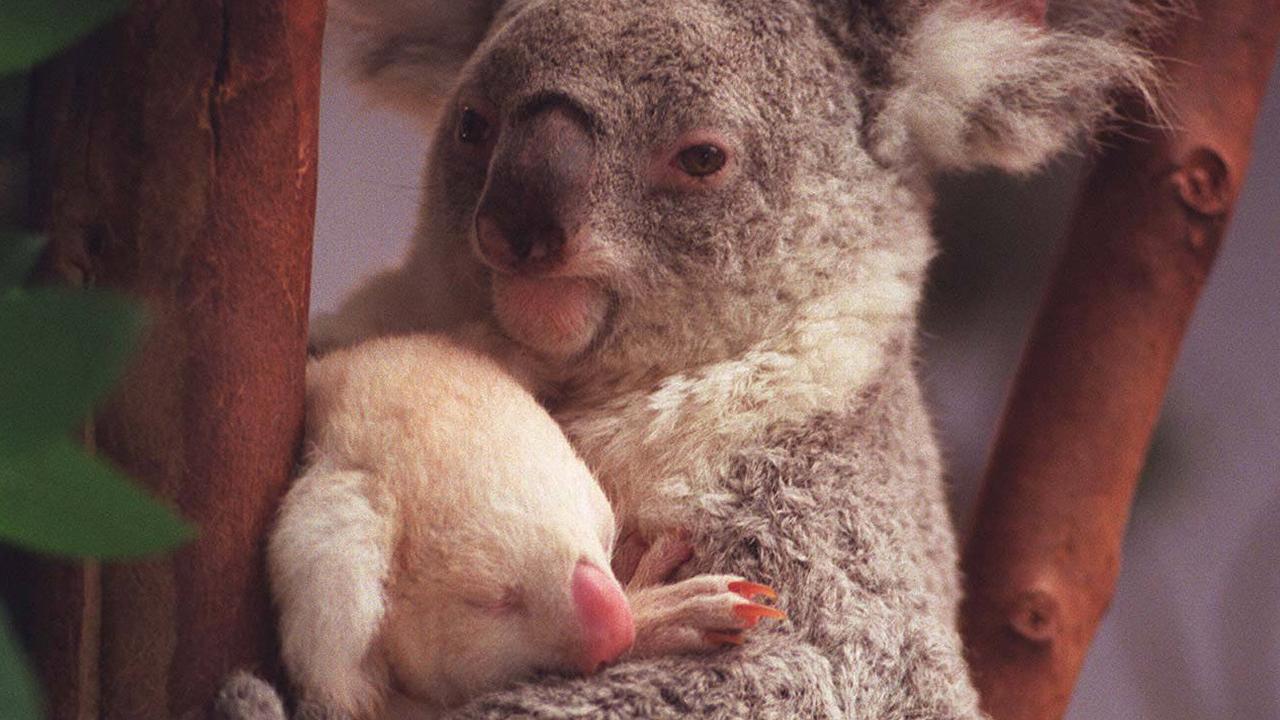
559 407 747 537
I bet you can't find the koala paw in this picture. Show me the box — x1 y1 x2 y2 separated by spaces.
627 575 786 657
212 671 287 720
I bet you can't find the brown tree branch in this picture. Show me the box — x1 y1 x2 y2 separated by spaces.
960 2 1280 719
15 1 324 717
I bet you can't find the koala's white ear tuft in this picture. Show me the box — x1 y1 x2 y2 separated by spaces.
871 0 1162 175
329 0 515 127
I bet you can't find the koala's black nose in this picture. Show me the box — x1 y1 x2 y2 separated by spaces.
475 101 594 275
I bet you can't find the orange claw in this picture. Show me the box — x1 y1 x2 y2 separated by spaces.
733 602 787 628
728 581 778 601
704 631 746 647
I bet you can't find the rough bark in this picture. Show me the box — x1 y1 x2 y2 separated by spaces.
17 1 324 718
960 2 1280 719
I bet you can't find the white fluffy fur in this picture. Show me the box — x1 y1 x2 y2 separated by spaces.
271 333 783 719
875 0 1157 173
271 334 618 718
271 464 394 717
560 303 887 533
555 209 929 536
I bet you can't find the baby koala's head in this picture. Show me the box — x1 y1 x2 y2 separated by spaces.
294 334 634 713
380 438 634 709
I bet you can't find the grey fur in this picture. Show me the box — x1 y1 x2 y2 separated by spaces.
217 673 353 720
222 1 1168 717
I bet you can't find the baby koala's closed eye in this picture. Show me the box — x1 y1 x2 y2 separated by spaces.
269 333 782 719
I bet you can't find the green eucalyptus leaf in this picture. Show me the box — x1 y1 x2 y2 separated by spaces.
0 231 45 291
0 0 130 76
0 439 195 558
0 604 42 720
0 288 145 454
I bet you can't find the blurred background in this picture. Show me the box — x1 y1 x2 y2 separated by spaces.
311 30 1280 719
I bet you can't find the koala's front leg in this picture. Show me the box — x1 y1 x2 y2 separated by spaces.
621 532 787 657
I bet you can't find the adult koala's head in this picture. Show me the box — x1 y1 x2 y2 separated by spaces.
337 0 1158 377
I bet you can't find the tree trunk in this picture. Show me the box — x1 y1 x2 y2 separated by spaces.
960 2 1280 719
16 2 324 718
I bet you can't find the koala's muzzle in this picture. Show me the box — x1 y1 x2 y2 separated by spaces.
475 102 594 276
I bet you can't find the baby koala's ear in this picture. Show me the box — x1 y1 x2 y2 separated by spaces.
870 0 1165 175
329 0 513 126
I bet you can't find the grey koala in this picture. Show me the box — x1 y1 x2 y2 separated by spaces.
220 0 1166 717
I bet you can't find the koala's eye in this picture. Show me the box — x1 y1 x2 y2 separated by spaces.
676 144 727 177
457 106 492 145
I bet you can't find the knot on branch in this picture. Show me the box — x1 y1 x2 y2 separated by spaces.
1006 589 1061 646
1171 147 1231 219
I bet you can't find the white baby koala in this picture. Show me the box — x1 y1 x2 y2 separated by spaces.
269 333 783 720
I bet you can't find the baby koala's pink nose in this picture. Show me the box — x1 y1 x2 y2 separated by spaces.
571 560 635 674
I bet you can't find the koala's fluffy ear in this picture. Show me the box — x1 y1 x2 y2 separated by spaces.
869 0 1167 175
330 0 515 125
